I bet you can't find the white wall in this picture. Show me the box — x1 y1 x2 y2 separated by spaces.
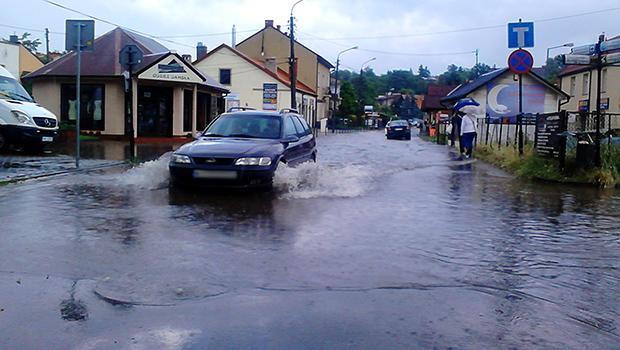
0 42 20 79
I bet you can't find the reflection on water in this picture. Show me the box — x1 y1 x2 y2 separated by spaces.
1 131 619 348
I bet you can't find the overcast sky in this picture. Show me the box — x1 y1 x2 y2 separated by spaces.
2 0 620 75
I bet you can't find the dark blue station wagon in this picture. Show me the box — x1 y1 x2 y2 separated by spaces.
169 110 316 188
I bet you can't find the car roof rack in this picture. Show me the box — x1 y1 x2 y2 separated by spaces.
227 106 256 112
279 108 299 114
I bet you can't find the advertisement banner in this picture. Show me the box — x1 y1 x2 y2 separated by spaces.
262 83 278 110
486 82 545 123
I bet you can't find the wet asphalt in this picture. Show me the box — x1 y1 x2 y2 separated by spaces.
0 131 619 349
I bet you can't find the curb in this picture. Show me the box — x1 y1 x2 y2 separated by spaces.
0 161 128 185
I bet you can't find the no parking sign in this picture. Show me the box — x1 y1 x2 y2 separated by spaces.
508 49 533 75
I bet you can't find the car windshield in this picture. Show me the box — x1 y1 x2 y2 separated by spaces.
204 114 282 139
0 76 33 102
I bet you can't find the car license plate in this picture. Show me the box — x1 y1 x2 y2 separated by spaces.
193 170 237 180
394 128 403 131
42 136 54 142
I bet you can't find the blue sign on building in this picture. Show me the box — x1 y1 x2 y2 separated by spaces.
508 22 534 48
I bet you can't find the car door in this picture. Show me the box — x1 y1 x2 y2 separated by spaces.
282 116 304 165
294 116 315 161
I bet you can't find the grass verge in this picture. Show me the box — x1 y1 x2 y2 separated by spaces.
475 144 620 188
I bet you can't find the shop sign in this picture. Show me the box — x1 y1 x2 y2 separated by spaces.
262 83 278 110
578 99 589 112
600 97 610 110
139 57 203 83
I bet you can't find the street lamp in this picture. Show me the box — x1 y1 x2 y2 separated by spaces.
289 0 304 109
546 42 574 62
360 57 376 75
331 46 358 130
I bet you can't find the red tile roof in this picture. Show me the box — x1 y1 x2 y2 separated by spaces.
422 84 457 110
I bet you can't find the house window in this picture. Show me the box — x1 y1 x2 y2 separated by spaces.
219 69 231 85
582 73 589 96
60 84 105 130
569 76 576 97
602 68 608 93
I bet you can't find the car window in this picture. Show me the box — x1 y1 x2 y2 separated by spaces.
284 116 298 137
204 114 281 139
291 116 306 137
297 117 311 135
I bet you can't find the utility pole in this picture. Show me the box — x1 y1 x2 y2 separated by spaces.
289 3 301 109
595 33 605 167
45 28 50 63
475 49 479 66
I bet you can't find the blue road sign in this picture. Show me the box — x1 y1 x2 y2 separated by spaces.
508 49 534 74
65 20 95 52
508 22 534 48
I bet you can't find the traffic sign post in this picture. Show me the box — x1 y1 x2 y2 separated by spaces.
119 45 144 161
65 20 94 169
508 49 534 155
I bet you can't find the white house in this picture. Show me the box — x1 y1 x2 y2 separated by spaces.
441 68 569 144
193 44 317 125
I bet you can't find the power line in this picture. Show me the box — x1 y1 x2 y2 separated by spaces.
158 29 259 39
298 6 620 41
0 23 63 35
42 0 195 48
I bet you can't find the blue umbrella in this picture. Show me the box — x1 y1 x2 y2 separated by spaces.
453 98 480 111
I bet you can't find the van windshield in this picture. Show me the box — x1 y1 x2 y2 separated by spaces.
0 76 33 102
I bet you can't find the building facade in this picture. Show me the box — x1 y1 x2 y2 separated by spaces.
235 20 334 127
0 39 44 80
24 28 227 138
193 44 317 122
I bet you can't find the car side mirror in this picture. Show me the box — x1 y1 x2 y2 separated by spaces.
282 135 299 144
194 131 203 139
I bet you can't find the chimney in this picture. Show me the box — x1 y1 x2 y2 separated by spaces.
9 35 19 44
265 20 274 28
276 25 281 31
196 42 207 61
265 57 277 73
182 54 192 62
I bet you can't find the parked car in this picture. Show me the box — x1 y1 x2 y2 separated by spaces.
169 110 316 188
385 120 411 140
0 66 59 151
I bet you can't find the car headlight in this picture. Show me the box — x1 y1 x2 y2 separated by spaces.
171 154 191 164
12 111 35 126
235 157 272 166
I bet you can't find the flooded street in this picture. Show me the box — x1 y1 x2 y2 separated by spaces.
1 131 619 349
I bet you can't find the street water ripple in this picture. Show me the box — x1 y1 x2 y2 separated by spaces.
0 131 619 348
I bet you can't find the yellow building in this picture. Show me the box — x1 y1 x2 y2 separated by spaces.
193 44 317 122
559 63 620 114
235 20 334 128
0 39 44 79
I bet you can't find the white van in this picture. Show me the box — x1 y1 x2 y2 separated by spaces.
0 66 59 151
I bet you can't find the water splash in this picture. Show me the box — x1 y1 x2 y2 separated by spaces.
274 162 370 199
113 152 171 190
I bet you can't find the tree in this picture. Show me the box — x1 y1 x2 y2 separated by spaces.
338 80 358 117
469 63 492 79
437 64 469 85
3 32 42 52
543 55 565 85
417 65 431 78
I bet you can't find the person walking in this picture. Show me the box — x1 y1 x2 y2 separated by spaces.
453 98 480 159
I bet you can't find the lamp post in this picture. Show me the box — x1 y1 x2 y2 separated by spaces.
546 42 574 63
360 57 376 76
331 46 358 131
289 0 304 110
